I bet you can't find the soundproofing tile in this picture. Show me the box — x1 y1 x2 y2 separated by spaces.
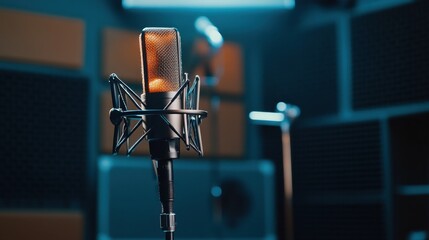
389 112 429 185
0 9 84 69
217 100 245 157
263 23 338 118
0 69 88 209
394 195 429 240
291 121 382 195
193 42 243 95
352 1 429 109
102 28 141 83
0 211 83 240
215 43 243 95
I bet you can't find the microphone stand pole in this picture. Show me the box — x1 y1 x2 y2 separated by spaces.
280 116 295 240
155 158 176 240
150 139 180 240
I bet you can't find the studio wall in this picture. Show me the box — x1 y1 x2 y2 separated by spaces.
262 1 429 239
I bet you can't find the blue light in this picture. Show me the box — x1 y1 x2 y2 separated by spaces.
276 102 287 112
211 186 222 197
195 17 223 49
100 156 113 171
206 26 223 48
249 111 284 123
408 231 427 240
259 161 274 175
123 0 295 9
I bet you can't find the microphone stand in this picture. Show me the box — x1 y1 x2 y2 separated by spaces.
249 102 300 240
155 158 175 240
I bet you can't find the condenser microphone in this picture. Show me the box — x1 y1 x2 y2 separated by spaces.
140 27 183 240
108 27 207 240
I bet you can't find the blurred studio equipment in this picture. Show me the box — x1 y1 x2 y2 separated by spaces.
250 102 301 240
98 157 276 239
108 27 207 240
190 16 224 87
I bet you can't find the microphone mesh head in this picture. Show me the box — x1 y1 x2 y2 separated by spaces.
140 28 182 93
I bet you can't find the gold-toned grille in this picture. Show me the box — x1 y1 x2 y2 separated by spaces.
140 28 181 93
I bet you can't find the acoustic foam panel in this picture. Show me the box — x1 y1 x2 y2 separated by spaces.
0 69 88 209
214 43 243 95
98 156 275 239
291 121 382 195
0 8 84 69
193 42 243 95
389 112 429 185
394 195 429 240
352 1 429 109
0 212 83 240
263 23 338 118
217 100 245 157
102 28 142 83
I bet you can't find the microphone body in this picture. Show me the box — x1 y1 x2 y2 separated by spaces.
142 92 182 160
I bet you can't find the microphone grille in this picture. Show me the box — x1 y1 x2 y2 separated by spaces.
140 28 182 93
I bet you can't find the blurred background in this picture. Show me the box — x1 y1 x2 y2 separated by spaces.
0 0 428 239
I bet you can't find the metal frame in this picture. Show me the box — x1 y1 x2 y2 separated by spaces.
108 73 207 156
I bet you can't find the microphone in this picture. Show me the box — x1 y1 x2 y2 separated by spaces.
108 27 207 240
140 27 182 240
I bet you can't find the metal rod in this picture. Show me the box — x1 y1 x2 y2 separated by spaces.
183 74 190 149
113 74 146 107
164 79 189 110
282 131 294 240
156 159 176 240
120 109 207 118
